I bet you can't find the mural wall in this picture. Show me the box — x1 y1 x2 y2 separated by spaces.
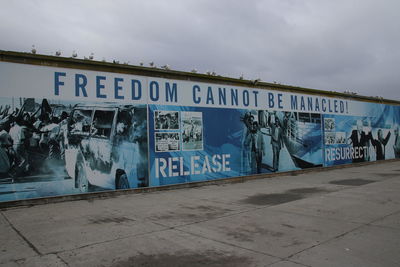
0 61 399 201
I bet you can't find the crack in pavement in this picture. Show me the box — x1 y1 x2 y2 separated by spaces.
1 161 399 266
55 253 70 267
1 211 42 256
284 208 400 261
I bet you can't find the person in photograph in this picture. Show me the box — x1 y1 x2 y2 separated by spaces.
252 121 265 174
182 123 189 143
0 130 13 178
0 100 76 178
370 129 391 160
195 126 202 142
363 120 373 161
170 113 179 129
38 114 52 153
9 117 29 174
71 113 84 133
394 126 400 158
282 112 296 139
90 117 99 136
31 115 43 149
348 120 369 163
159 114 170 129
269 113 284 172
241 112 254 174
39 116 61 170
189 120 195 142
155 113 161 129
114 117 129 145
165 114 173 129
58 112 69 161
48 117 61 160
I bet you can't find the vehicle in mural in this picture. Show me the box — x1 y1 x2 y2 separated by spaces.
0 51 399 203
65 103 148 192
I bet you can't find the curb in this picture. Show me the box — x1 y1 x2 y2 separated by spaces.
1 158 399 209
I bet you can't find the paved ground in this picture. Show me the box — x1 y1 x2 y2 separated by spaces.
1 161 400 267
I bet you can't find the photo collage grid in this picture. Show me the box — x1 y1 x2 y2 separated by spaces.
324 117 346 145
154 110 203 152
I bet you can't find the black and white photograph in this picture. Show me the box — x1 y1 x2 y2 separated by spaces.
324 118 335 132
242 111 324 174
155 132 180 152
324 132 336 145
154 110 180 130
0 97 149 201
335 132 346 144
181 111 203 151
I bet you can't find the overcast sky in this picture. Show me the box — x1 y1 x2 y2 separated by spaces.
1 0 399 99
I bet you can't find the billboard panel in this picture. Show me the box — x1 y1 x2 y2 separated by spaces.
0 60 399 202
323 103 400 166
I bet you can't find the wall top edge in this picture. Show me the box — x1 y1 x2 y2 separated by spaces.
1 50 399 105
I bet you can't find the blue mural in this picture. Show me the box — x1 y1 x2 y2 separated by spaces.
0 59 399 202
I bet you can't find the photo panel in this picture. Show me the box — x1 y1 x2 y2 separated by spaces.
181 111 203 151
155 132 181 152
154 110 180 130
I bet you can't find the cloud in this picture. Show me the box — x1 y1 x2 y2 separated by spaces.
0 0 399 99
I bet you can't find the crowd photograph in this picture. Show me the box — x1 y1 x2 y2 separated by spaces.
0 98 71 180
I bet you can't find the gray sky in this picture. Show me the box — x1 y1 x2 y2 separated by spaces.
1 0 399 99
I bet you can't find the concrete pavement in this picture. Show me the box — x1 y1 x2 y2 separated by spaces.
1 160 400 266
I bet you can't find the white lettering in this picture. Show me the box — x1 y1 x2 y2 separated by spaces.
155 154 232 178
